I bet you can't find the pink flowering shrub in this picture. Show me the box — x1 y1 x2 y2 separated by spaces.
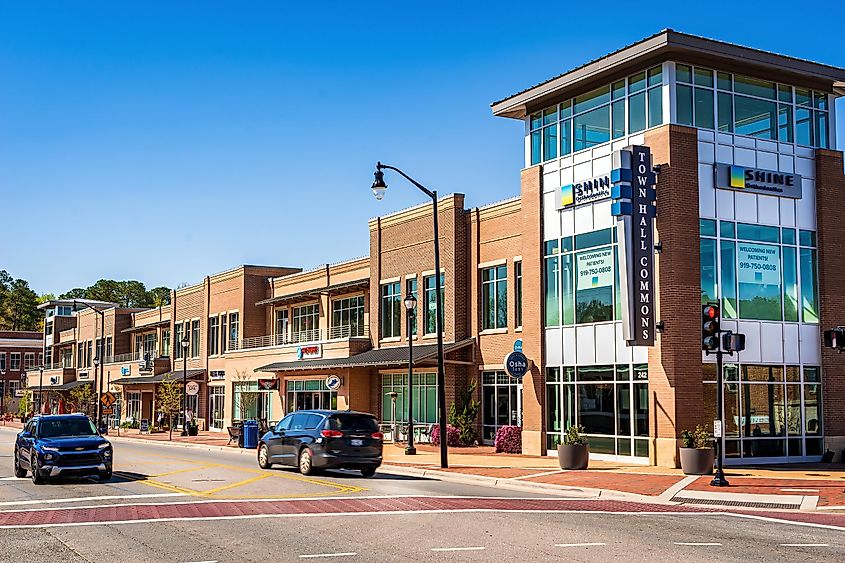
494 425 522 454
430 424 462 447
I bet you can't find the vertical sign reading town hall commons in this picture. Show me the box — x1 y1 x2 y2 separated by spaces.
611 145 657 346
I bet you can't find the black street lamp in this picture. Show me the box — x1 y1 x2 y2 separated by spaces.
180 334 190 437
403 292 417 456
37 366 44 414
93 355 101 421
0 369 6 421
372 162 448 468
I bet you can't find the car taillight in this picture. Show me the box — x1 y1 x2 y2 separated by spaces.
320 430 344 438
371 432 383 440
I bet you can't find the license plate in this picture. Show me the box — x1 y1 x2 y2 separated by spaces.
350 439 363 446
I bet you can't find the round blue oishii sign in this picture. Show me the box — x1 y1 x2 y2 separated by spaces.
503 350 529 380
325 374 342 391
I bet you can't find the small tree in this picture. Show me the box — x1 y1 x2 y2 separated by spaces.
233 369 259 421
17 390 31 419
448 379 481 446
157 375 183 440
68 383 94 415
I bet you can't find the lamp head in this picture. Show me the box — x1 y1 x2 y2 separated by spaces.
403 293 417 311
371 166 387 201
181 334 190 350
93 356 100 367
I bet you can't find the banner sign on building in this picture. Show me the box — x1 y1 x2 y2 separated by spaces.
258 378 280 391
714 164 802 198
557 175 611 209
576 248 614 289
737 244 780 285
611 145 657 347
296 344 322 360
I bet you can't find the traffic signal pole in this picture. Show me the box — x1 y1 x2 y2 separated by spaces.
711 344 729 487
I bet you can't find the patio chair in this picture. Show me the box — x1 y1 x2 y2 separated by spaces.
227 424 242 445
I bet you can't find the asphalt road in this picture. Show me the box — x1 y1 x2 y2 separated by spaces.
0 427 842 562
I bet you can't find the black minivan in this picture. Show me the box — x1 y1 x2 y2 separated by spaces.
257 410 383 477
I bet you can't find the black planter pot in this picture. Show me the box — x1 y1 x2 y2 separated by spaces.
557 444 589 470
188 425 199 436
679 447 715 475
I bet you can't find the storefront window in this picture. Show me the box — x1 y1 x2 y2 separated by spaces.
286 379 337 413
233 381 274 421
481 371 521 442
545 364 647 456
381 373 437 425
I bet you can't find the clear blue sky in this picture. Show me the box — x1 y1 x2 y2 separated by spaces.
2 1 843 295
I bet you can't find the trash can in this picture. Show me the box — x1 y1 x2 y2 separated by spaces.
242 420 258 449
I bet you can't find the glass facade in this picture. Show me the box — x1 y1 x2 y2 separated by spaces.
546 364 649 457
381 372 438 425
676 63 830 148
331 295 365 338
703 363 822 460
286 379 337 412
543 228 620 326
529 66 663 164
700 220 818 323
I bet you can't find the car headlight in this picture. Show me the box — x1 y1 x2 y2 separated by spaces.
97 442 110 449
102 449 112 457
44 453 55 460
42 446 59 452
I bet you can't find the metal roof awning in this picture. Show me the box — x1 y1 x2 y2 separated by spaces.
255 338 475 373
35 380 91 391
122 319 170 333
111 369 205 385
255 279 369 307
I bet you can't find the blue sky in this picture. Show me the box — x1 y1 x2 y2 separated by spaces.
2 1 843 295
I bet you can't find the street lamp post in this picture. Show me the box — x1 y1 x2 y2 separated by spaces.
403 292 417 455
73 300 106 430
0 369 6 420
38 366 44 414
93 355 101 423
371 162 448 468
180 334 190 437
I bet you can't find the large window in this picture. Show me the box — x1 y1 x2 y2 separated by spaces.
331 295 365 338
407 278 418 337
676 64 829 148
704 363 822 460
24 353 35 370
275 309 289 344
286 379 337 412
380 282 401 339
544 228 619 326
529 66 663 165
233 381 274 422
424 273 445 335
291 304 319 343
191 320 200 358
546 364 648 457
174 323 184 360
700 219 818 323
482 265 508 330
208 316 219 355
228 312 240 349
381 373 438 425
161 329 170 357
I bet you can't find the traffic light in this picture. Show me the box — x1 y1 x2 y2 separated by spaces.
702 304 720 351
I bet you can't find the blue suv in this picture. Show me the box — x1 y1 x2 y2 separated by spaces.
14 414 113 484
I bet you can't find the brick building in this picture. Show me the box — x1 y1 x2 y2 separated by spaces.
492 29 845 465
0 331 42 415
25 30 845 468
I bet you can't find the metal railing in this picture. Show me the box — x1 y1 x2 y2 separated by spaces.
328 324 367 339
231 328 330 351
107 350 165 364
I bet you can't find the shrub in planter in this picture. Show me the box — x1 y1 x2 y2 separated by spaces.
430 424 462 447
494 425 522 454
558 425 589 470
679 425 714 475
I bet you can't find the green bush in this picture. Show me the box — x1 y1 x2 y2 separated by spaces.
563 424 588 446
448 379 481 446
681 425 712 449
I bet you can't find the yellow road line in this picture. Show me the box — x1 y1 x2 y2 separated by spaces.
150 464 217 478
198 473 272 496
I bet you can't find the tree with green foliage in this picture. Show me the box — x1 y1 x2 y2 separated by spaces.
59 280 171 308
147 286 172 307
448 379 481 446
157 375 183 440
67 383 95 416
0 277 40 330
59 288 87 299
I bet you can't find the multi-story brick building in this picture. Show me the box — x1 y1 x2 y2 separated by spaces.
0 330 42 415
491 29 845 465
24 31 845 468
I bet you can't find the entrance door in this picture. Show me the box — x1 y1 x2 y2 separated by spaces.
209 387 224 431
482 371 522 443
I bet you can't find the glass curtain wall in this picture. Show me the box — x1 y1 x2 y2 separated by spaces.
380 373 438 425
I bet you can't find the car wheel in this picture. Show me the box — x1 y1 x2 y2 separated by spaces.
257 444 272 469
30 455 45 485
360 467 376 478
98 469 113 481
13 450 26 478
298 448 315 476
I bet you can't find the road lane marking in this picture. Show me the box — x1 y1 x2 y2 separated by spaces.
0 493 186 507
780 543 829 547
198 473 272 496
299 554 357 559
431 547 485 551
555 542 606 548
674 542 722 546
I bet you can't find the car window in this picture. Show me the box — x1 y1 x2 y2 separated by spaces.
303 414 322 430
38 418 98 438
328 414 378 433
289 413 307 430
276 415 293 432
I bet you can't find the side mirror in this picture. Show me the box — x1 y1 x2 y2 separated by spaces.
20 431 31 439
274 428 286 436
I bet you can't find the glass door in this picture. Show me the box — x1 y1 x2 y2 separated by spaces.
209 386 225 431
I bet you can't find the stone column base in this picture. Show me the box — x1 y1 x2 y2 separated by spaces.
824 435 845 462
652 437 680 468
522 430 545 456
